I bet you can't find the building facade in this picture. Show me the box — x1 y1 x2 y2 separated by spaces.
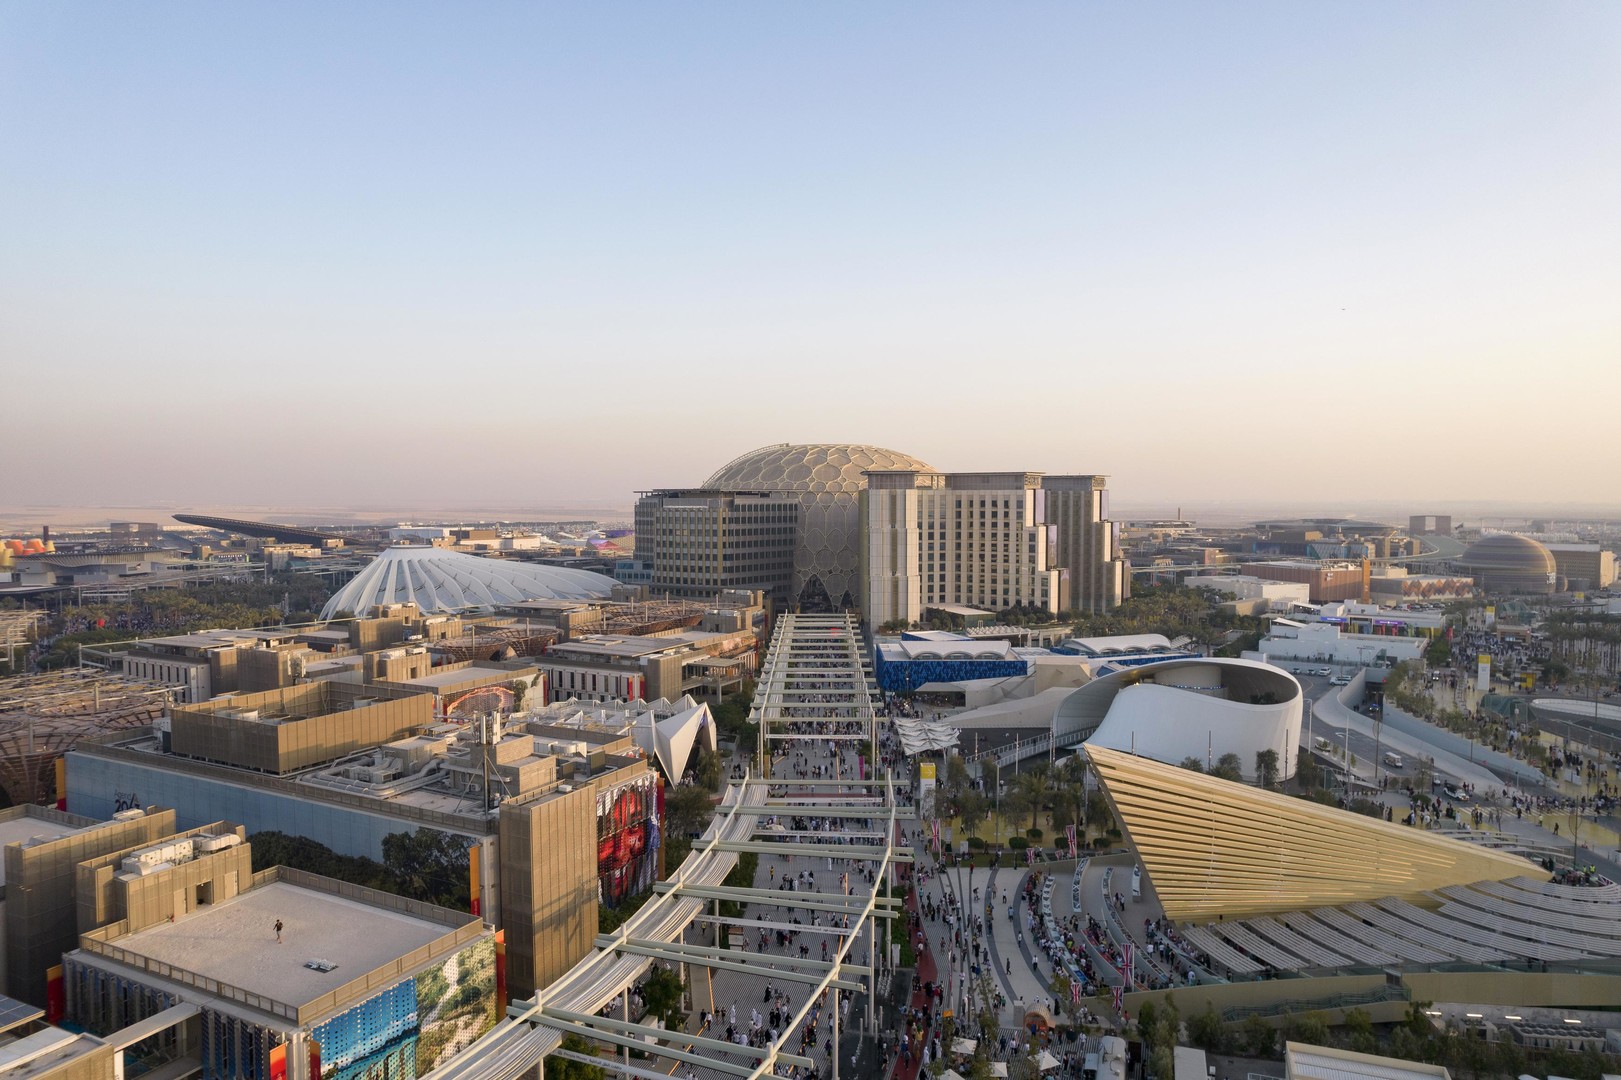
860 470 1128 627
632 490 798 605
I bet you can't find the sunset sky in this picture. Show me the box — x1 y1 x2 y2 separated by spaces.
3 2 1617 518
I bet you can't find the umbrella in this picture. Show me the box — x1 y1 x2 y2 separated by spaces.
990 1064 1009 1077
951 1038 978 1055
1037 1051 1061 1072
941 1071 967 1080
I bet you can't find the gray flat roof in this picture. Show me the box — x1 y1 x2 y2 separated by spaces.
101 881 449 1012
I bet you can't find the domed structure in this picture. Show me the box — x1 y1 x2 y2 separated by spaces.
320 545 614 619
1460 534 1558 595
703 443 932 611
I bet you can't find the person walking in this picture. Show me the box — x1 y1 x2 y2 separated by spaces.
274 919 284 944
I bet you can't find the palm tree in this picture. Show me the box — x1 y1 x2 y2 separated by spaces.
1012 766 1054 832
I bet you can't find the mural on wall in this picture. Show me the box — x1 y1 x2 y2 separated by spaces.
597 772 660 908
415 938 498 1075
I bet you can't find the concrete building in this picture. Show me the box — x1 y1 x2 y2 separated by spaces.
166 681 435 775
1256 617 1425 666
632 489 799 605
1545 543 1618 591
1 805 176 1007
65 852 493 1080
535 630 757 705
860 469 1128 628
1407 514 1453 537
66 712 651 1000
1245 560 1370 603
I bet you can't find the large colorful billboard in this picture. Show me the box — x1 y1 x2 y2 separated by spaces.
598 772 660 908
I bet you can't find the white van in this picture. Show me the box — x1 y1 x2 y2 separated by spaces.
1383 752 1403 768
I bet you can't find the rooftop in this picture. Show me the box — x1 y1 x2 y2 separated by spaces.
0 815 89 887
88 880 454 1016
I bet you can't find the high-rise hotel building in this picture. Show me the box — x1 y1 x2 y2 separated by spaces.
860 469 1126 628
633 444 1127 622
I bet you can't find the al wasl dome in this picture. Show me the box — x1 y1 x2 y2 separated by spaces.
1460 534 1558 595
321 545 614 619
704 443 932 611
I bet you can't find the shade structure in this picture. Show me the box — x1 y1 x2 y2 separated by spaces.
1086 743 1538 922
950 1038 977 1055
320 545 614 618
1037 1051 1061 1071
630 698 718 781
893 717 961 756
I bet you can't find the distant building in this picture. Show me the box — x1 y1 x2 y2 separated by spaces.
1245 560 1369 603
1544 543 1618 591
1183 574 1312 610
1459 534 1558 595
632 489 798 605
860 469 1127 628
1257 617 1425 665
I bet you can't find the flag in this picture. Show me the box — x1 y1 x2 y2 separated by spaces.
1111 985 1123 1014
1026 846 1036 866
1065 824 1078 859
1070 978 1082 1006
1122 942 1133 990
931 819 941 852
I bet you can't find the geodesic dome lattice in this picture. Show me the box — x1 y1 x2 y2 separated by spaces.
702 443 932 611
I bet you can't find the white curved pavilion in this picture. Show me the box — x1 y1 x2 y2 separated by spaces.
1059 657 1303 782
320 545 614 619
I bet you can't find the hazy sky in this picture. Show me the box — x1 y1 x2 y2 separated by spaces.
3 3 1618 518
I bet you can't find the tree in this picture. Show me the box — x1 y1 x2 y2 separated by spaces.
1187 1003 1228 1053
546 1034 607 1080
1295 748 1321 789
1242 1015 1276 1058
1178 756 1206 772
1210 753 1244 783
1085 790 1114 832
663 785 716 868
1344 1007 1375 1054
640 966 686 1029
958 789 990 839
1012 767 1054 831
1255 749 1280 788
692 746 723 792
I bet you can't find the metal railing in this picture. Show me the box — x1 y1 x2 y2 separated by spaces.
1217 983 1409 1023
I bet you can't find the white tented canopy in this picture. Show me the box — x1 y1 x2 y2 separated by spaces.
320 544 613 618
894 717 960 756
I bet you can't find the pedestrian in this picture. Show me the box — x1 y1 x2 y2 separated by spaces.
274 919 283 943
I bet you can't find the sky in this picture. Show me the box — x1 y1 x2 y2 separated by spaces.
2 2 1618 521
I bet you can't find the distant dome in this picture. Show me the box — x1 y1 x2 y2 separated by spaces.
702 443 933 611
1460 534 1557 595
320 545 614 619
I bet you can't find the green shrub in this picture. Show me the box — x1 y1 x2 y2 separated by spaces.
967 836 986 850
1025 827 1043 841
1008 836 1029 850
